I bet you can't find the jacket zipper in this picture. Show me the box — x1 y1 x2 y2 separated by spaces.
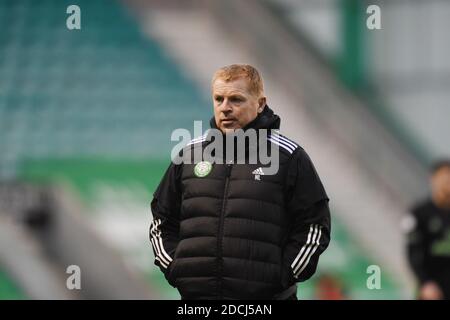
217 163 232 299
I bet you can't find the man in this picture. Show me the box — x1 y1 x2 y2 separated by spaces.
150 64 330 300
405 160 450 300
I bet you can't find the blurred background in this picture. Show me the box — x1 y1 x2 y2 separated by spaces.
0 0 449 299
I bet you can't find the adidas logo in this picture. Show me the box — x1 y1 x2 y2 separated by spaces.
252 167 265 180
252 167 265 175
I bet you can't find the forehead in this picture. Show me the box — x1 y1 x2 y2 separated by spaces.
212 78 251 96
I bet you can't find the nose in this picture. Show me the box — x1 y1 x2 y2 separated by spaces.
219 98 233 113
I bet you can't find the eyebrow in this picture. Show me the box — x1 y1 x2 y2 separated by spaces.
214 93 246 98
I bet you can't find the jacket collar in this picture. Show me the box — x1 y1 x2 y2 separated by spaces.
204 105 281 161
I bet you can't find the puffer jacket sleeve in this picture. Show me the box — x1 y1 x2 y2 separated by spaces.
282 148 331 284
150 162 182 286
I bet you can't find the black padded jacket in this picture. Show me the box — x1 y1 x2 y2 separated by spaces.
150 105 331 300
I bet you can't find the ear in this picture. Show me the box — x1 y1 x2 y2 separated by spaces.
257 97 266 113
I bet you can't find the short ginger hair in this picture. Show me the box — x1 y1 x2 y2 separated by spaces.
212 64 264 97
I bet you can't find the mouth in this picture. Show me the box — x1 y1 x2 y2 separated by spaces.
221 119 236 126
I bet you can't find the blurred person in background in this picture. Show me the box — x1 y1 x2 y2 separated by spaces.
404 160 450 300
149 64 331 300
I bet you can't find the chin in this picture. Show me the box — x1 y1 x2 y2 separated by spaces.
221 128 235 134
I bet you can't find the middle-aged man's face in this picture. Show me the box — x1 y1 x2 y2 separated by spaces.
431 166 450 207
212 78 265 134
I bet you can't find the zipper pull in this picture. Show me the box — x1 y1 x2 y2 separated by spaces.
225 161 232 177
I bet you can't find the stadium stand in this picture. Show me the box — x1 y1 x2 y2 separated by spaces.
0 0 209 178
0 0 208 299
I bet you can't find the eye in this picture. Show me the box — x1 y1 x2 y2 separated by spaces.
230 96 244 103
215 96 224 103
